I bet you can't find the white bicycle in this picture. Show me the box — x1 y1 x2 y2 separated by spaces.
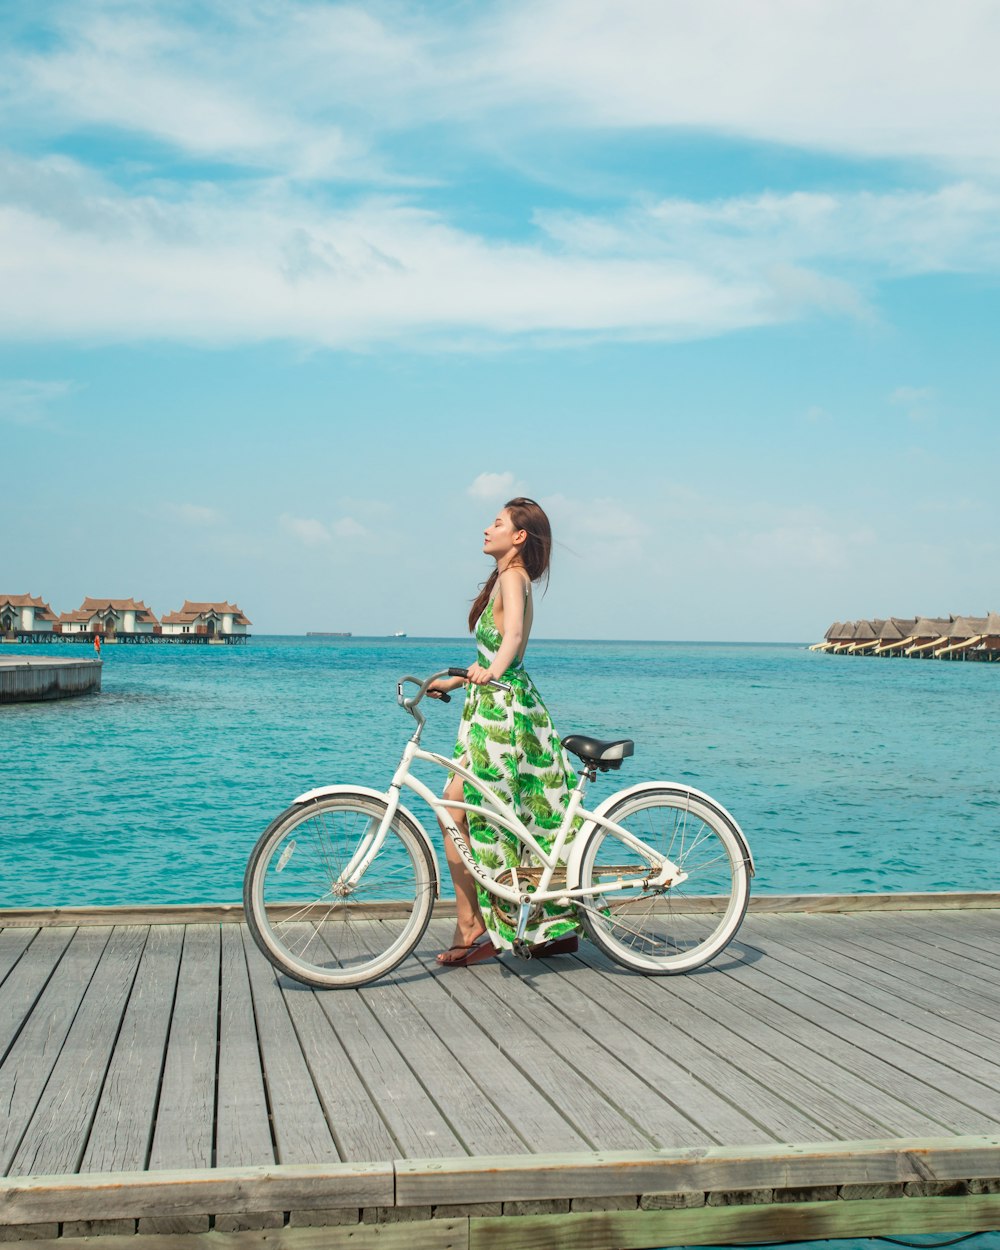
244 668 755 988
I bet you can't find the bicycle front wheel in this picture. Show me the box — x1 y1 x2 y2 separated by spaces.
578 787 751 974
244 792 436 988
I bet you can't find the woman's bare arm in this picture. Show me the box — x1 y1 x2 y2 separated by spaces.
467 567 529 683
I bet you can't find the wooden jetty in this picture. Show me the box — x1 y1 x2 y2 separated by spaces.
2 894 1000 1248
0 656 101 703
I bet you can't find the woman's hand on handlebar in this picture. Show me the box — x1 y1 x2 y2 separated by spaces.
465 663 498 686
427 676 463 700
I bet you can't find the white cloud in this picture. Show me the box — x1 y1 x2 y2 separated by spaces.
467 472 516 500
332 517 367 538
890 386 936 422
0 378 77 424
8 1 1000 177
167 503 220 526
4 151 999 349
0 157 776 346
537 184 1000 280
279 514 331 546
491 0 1000 171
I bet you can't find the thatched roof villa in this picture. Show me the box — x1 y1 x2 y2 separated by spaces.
814 614 1000 662
872 618 916 655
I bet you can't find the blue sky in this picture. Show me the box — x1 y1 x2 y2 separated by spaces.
3 0 999 639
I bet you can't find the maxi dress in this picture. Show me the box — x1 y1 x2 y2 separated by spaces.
453 597 581 949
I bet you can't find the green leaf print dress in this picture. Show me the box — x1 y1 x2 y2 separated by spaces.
453 596 581 949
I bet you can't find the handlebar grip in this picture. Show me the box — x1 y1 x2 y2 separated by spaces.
437 691 452 703
447 667 468 678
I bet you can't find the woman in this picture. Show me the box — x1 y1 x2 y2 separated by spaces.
427 497 581 967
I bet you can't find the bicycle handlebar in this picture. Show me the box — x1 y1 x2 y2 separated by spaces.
396 667 512 721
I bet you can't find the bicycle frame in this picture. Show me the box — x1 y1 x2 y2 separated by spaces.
311 714 687 914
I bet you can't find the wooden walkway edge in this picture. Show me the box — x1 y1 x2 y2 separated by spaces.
2 890 998 928
3 898 1000 1247
3 1138 1000 1249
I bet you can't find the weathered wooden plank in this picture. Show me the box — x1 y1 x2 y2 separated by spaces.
0 1218 465 1250
0 928 74 1062
847 911 1000 1003
577 940 951 1140
468 1193 1000 1250
737 915 1000 1117
459 955 758 1150
791 911 1000 1036
415 933 652 1152
843 912 1000 1003
277 981 399 1164
1 894 994 929
744 892 1000 913
312 971 466 1159
755 914 1000 1062
8 925 148 1177
0 902 457 928
140 925 220 1235
216 925 278 1232
147 926 221 1171
523 954 823 1146
216 924 274 1169
401 946 590 1156
356 953 530 1159
62 926 185 1238
0 928 36 986
79 925 185 1173
545 948 885 1143
240 928 340 1165
0 928 113 1176
709 924 1000 1133
0 1161 393 1224
396 1135 1000 1205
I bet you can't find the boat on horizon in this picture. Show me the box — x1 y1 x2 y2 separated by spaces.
391 630 407 638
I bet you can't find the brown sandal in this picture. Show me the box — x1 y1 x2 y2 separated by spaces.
437 936 497 968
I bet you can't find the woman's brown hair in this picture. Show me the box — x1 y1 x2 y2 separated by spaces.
468 497 552 632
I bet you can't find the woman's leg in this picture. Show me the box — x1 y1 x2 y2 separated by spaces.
436 773 487 960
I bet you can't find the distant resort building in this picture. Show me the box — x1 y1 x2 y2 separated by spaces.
161 601 251 640
56 597 160 639
1 594 251 644
1 594 57 641
813 614 1000 661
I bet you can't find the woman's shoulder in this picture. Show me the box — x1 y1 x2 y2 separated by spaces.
498 565 532 595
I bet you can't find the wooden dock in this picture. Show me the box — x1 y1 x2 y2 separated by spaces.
2 895 1000 1247
0 657 101 703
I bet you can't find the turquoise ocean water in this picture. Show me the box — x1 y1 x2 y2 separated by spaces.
1 635 997 907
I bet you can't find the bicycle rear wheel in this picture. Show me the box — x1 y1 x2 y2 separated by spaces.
244 792 436 988
578 787 751 974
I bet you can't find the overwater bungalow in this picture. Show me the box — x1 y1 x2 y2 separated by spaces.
871 618 917 655
931 616 980 658
0 594 57 640
809 624 839 652
830 621 859 652
904 617 954 656
56 597 160 639
847 619 880 653
160 600 251 641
